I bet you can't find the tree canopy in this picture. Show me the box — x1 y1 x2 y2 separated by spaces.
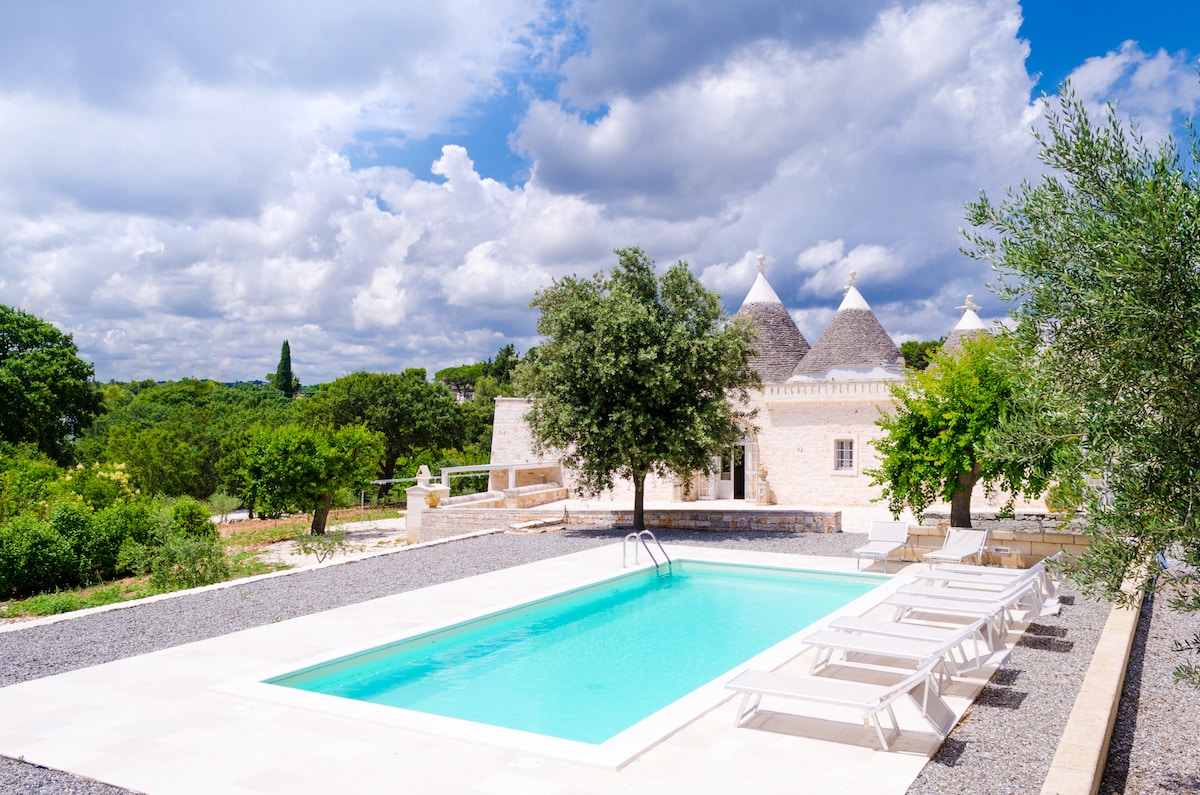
519 246 759 531
240 423 384 533
899 338 944 371
300 369 463 497
0 305 102 464
75 379 295 499
869 334 1047 528
964 89 1200 684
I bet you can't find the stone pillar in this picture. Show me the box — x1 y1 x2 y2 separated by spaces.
404 465 450 543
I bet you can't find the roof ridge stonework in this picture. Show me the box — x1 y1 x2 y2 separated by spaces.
791 307 901 375
737 301 810 383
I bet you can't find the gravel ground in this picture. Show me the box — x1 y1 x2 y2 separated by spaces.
1099 583 1200 794
0 528 1189 794
906 584 1109 793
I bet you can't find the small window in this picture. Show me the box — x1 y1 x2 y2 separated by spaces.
834 439 854 472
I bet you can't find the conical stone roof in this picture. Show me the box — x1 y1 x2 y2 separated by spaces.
791 273 902 378
941 294 989 354
736 257 810 383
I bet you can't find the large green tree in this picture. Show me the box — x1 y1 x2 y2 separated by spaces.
0 306 102 463
519 247 759 532
964 89 1200 684
240 424 384 533
868 335 1047 528
300 369 463 499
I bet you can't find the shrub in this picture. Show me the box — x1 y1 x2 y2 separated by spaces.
148 533 229 590
0 515 76 597
116 537 152 577
0 445 65 522
48 501 97 584
294 530 352 563
63 463 135 510
206 492 241 523
167 496 218 539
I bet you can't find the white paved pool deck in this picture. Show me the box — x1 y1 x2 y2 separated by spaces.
0 544 1018 795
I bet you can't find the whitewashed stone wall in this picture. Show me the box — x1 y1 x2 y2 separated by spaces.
746 380 892 507
491 397 683 502
489 383 1048 512
491 398 539 464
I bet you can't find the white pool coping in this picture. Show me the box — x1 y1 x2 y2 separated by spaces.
0 545 1007 795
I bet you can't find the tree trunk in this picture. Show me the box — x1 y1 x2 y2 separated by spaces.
376 454 398 502
633 471 646 533
311 493 334 534
949 464 982 528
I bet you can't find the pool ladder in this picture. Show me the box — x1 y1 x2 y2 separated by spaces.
623 530 672 574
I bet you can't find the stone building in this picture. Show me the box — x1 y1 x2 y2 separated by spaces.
489 258 1021 513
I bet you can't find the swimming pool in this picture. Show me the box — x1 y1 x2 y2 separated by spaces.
265 559 882 746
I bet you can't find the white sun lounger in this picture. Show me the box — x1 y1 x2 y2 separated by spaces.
800 628 964 684
726 656 957 751
828 615 1005 663
935 549 1062 578
881 592 1012 643
851 521 910 572
924 528 989 565
911 559 1060 618
924 552 1063 605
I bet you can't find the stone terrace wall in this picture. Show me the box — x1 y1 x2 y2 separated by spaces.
419 507 841 542
901 512 1090 568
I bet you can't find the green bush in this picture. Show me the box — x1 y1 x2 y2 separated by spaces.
167 496 218 539
48 501 97 584
0 515 76 596
116 537 152 577
0 445 65 522
62 463 136 510
294 530 352 563
148 532 229 590
206 492 241 523
98 499 159 546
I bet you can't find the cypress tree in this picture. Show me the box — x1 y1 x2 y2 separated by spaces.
274 340 297 398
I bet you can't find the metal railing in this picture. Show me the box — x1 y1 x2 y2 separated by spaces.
622 529 672 574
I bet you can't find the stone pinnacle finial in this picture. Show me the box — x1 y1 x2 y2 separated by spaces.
756 254 765 273
956 294 981 314
844 270 857 294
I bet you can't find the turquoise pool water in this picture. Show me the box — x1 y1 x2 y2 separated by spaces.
268 561 880 744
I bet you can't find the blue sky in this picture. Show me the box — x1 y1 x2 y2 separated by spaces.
0 0 1197 383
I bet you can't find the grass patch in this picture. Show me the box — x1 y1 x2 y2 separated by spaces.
227 549 289 579
221 519 309 546
0 578 159 618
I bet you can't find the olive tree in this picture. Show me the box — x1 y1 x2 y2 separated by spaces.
519 247 759 532
964 88 1200 684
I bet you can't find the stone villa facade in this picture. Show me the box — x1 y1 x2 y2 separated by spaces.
489 258 1022 514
